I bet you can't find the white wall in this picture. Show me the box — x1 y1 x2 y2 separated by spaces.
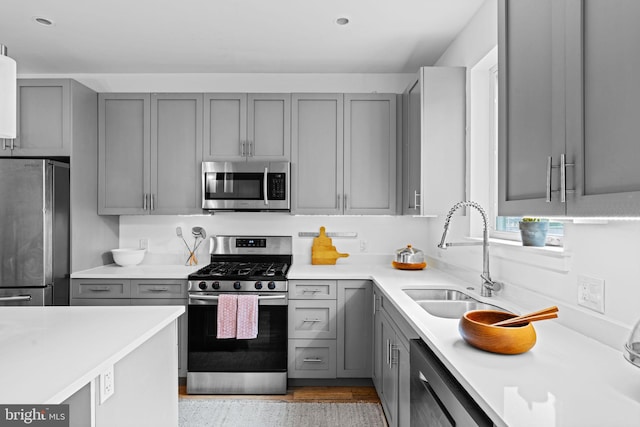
429 0 638 349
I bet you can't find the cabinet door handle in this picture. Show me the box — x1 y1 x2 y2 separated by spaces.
10 139 14 150
344 194 348 210
303 358 324 363
248 141 253 157
390 344 399 366
560 154 575 203
386 339 391 366
1 139 6 150
337 194 341 210
414 191 421 209
302 318 323 323
150 193 155 211
546 156 553 202
143 193 148 210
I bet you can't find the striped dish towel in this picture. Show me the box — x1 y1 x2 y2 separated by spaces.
236 294 259 339
216 294 238 339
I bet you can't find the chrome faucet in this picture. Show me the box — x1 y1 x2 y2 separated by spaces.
437 201 501 297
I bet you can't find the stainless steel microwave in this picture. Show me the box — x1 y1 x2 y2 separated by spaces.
202 161 290 211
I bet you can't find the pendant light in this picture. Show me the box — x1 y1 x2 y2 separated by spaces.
0 44 17 139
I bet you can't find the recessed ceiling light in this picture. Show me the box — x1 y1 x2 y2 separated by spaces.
336 17 349 26
33 17 54 26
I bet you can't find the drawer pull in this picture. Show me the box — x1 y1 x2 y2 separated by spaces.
147 287 169 292
89 287 113 292
302 358 324 363
302 318 322 323
302 289 321 293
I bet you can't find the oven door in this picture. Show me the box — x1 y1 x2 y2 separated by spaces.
202 161 290 211
187 293 288 374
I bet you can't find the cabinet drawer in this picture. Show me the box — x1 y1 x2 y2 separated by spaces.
289 300 337 339
71 279 131 299
130 279 187 299
288 339 337 378
289 280 336 299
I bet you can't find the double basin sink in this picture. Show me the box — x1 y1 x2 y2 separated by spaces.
403 288 508 319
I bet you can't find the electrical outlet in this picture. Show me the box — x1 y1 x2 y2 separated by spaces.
139 238 148 250
577 275 605 313
100 365 115 404
359 240 367 252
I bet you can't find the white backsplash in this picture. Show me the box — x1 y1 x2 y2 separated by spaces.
119 213 431 267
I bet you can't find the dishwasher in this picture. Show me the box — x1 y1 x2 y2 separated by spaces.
410 339 493 427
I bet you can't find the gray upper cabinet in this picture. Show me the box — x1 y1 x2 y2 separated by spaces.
2 80 71 157
98 93 203 215
292 93 397 215
401 67 465 216
499 0 640 216
98 93 150 215
150 94 203 215
291 93 344 214
498 0 564 216
345 94 397 215
565 0 640 215
203 93 290 162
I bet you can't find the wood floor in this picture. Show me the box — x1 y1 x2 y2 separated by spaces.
179 385 380 403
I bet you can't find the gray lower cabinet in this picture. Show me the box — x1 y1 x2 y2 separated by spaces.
70 278 188 377
2 79 71 157
291 93 397 215
203 93 291 162
288 280 372 379
373 286 416 427
499 0 640 216
98 93 203 215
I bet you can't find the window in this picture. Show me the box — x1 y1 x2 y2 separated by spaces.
487 64 564 246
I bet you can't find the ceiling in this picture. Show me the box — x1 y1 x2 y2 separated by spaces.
1 0 485 74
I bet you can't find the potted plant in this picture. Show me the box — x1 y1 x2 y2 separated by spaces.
519 217 549 247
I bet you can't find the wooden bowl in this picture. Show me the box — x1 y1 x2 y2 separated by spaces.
459 310 536 355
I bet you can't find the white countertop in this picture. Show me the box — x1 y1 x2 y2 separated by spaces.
0 305 184 404
289 263 640 427
70 261 640 426
70 263 201 279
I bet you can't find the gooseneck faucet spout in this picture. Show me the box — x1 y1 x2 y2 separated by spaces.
437 201 501 297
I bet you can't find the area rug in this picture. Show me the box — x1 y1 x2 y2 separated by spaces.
179 399 387 427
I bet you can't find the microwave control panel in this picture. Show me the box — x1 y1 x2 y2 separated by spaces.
267 173 287 200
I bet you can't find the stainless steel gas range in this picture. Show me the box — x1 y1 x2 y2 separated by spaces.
186 235 292 395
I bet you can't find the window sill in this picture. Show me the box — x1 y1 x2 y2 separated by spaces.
466 237 571 273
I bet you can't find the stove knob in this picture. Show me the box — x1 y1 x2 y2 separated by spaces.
254 281 263 290
198 281 207 290
234 281 242 290
268 281 276 290
212 281 220 290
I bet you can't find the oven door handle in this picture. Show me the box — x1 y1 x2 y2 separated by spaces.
189 294 286 301
0 295 32 302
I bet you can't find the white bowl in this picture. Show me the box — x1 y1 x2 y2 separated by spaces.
111 248 145 266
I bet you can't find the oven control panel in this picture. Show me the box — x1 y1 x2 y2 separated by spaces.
188 280 288 293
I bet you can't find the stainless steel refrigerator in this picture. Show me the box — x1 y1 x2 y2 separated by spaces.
0 158 70 306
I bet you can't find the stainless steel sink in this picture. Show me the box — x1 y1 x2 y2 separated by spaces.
403 288 508 319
